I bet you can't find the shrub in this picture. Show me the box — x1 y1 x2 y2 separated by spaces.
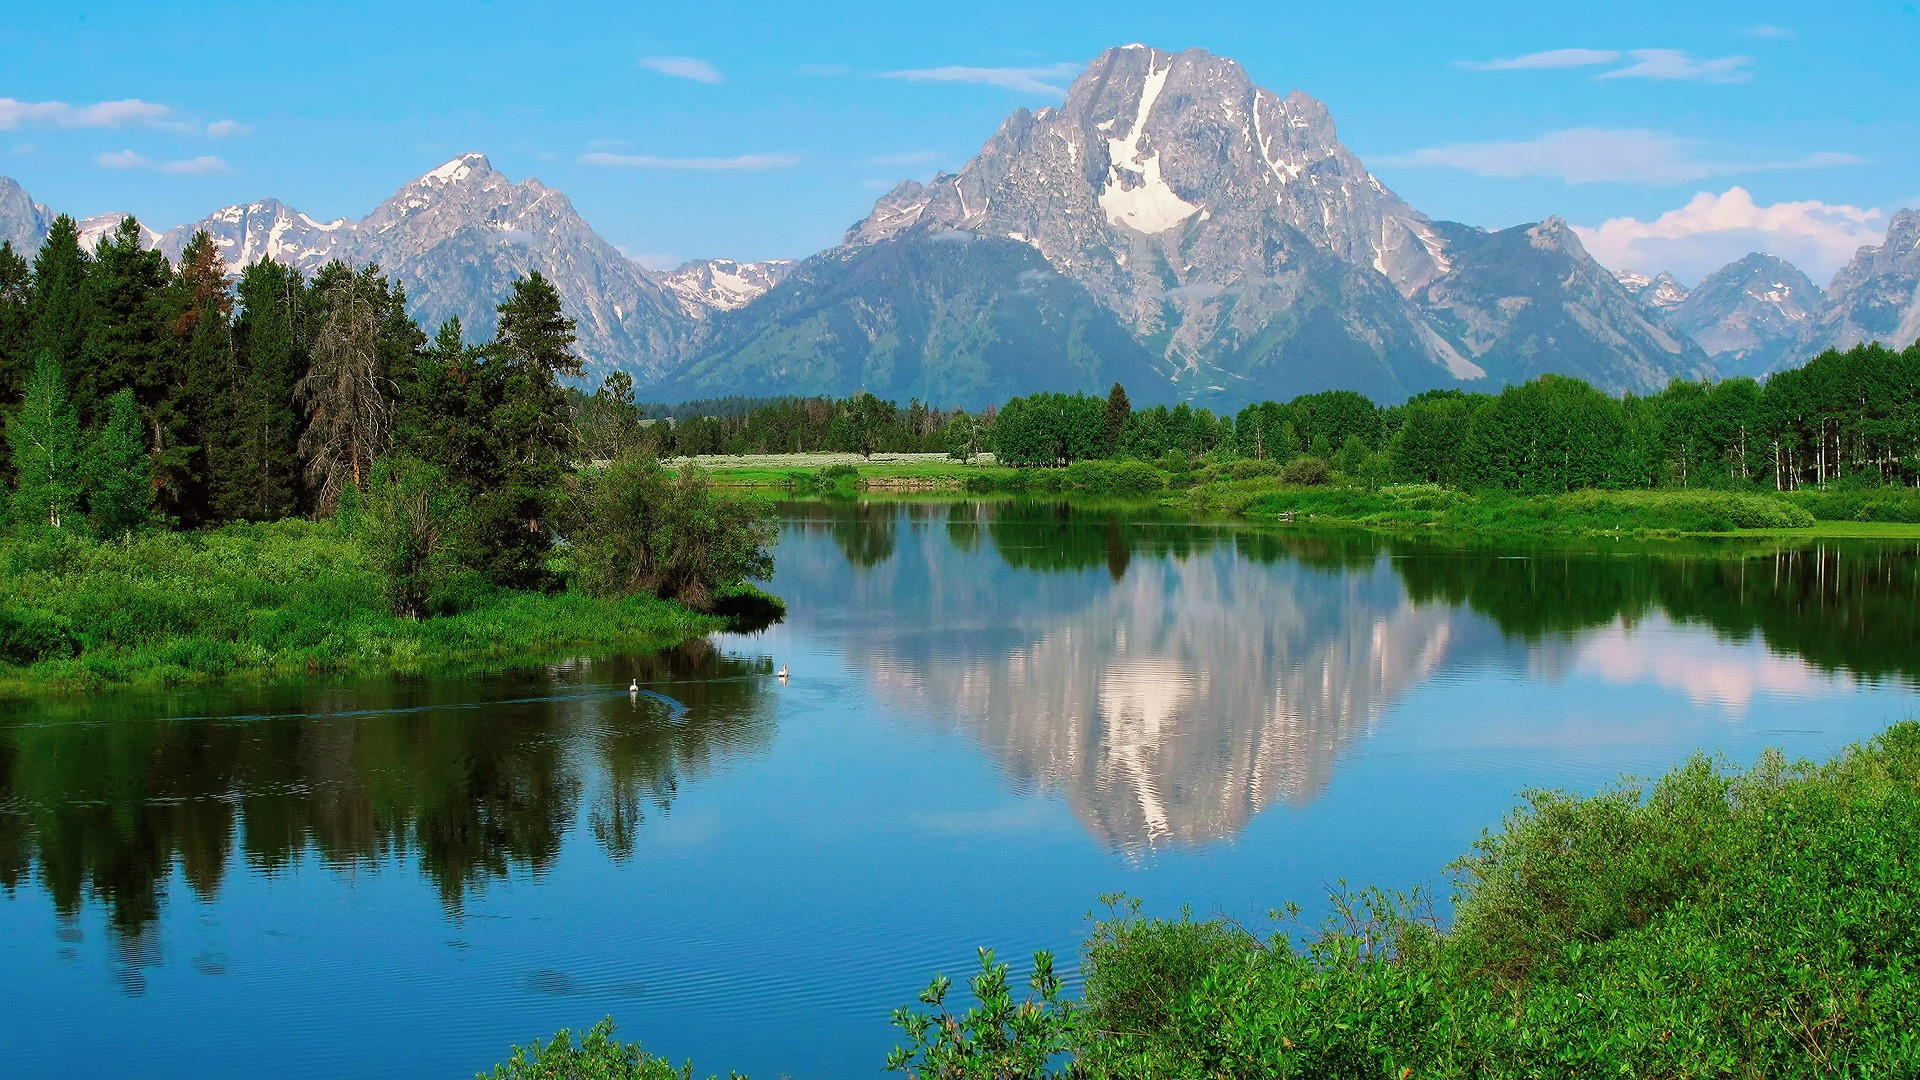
1277 455 1332 486
0 603 78 665
484 1018 717 1080
570 454 777 611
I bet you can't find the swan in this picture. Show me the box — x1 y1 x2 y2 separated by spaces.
777 664 790 680
628 679 639 693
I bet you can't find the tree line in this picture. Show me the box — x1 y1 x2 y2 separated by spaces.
0 214 772 616
639 340 1920 493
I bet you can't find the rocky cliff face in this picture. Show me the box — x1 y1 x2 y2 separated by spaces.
1666 253 1822 377
0 176 54 255
659 257 795 316
156 199 351 276
1805 209 1920 358
790 44 1707 405
1616 270 1691 312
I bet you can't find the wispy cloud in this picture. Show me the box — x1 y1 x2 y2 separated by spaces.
881 63 1080 95
1574 187 1884 283
639 56 723 84
1378 128 1863 185
1746 25 1795 39
869 150 940 166
94 150 229 175
1457 48 1622 72
1599 49 1753 83
579 151 800 170
204 119 250 137
0 97 173 130
1457 47 1754 82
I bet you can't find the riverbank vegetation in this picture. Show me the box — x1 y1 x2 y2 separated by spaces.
0 217 775 693
491 723 1920 1077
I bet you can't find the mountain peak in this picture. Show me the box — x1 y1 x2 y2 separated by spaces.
418 153 495 187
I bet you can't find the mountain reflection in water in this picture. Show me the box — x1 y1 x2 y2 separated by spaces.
2 500 1916 967
780 501 1920 851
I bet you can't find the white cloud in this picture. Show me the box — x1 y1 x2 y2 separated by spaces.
1573 187 1885 284
1747 25 1796 39
204 119 250 137
881 63 1081 95
869 150 939 166
0 97 173 130
1598 49 1753 83
1379 128 1864 185
94 149 229 175
1457 48 1622 71
578 151 800 170
639 56 723 84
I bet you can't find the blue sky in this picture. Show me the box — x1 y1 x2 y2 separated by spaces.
2 0 1916 283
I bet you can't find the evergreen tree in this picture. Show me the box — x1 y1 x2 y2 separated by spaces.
79 216 172 424
8 353 83 529
232 260 304 519
171 231 238 524
0 241 31 495
1104 382 1131 456
87 387 152 536
27 215 90 381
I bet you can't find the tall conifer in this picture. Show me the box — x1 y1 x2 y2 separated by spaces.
88 388 152 536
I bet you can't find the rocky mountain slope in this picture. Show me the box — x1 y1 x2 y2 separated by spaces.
1617 270 1690 312
696 45 1707 407
1665 254 1823 377
1806 209 1920 360
0 177 54 255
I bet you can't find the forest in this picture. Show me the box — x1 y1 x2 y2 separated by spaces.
0 214 775 686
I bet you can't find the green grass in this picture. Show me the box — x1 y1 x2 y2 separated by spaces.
1207 484 1821 537
0 520 723 696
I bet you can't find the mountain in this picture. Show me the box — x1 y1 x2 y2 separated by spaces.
153 154 691 383
347 153 688 380
683 44 1707 407
652 231 1167 406
0 176 53 255
1616 270 1690 312
156 199 352 275
1417 218 1713 388
1665 254 1822 377
1804 209 1920 358
659 257 795 316
76 212 164 254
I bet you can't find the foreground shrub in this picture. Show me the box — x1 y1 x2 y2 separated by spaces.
484 1018 736 1080
885 724 1920 1078
570 454 777 611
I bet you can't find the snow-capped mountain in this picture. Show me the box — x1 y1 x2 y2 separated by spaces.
156 200 352 275
76 212 162 253
1616 270 1691 311
690 44 1706 405
659 258 795 316
1805 209 1920 360
1665 254 1822 377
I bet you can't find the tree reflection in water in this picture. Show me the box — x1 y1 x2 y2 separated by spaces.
0 640 773 952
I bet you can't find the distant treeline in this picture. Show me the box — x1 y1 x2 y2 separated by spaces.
650 340 1920 492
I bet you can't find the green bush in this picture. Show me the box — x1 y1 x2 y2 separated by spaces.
888 724 1920 1078
1276 455 1332 486
484 1018 734 1080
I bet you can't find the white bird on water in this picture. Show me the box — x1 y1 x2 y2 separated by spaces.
628 679 639 693
777 664 790 681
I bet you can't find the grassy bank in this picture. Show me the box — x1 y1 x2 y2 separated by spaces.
0 520 725 696
496 723 1920 1077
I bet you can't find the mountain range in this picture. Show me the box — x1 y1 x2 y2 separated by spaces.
2 44 1916 409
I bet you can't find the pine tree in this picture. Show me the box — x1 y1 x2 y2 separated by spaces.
88 388 152 536
79 216 171 424
232 260 304 519
0 241 31 496
8 353 83 529
1105 382 1131 456
27 216 91 381
495 271 580 382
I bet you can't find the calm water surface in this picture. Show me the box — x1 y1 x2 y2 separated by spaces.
4 501 1918 1078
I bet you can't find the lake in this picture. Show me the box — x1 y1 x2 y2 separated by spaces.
3 500 1917 1078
